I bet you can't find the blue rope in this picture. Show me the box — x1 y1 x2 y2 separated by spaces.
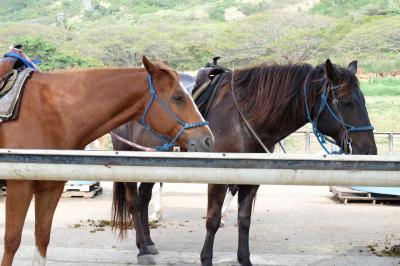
141 75 209 151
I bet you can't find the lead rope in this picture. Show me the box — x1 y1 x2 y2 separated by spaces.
109 131 155 151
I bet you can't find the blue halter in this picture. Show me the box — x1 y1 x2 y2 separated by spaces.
139 75 209 151
304 77 374 154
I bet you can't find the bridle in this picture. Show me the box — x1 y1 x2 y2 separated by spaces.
303 75 374 154
136 74 209 151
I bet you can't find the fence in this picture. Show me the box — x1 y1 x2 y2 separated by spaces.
0 149 399 187
279 131 399 155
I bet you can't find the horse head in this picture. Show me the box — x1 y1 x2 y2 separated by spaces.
308 59 377 155
140 56 214 152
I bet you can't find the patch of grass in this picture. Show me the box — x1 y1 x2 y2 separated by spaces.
360 78 400 96
365 96 400 132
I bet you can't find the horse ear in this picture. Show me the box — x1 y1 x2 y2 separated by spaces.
325 59 337 81
142 55 160 77
347 60 358 74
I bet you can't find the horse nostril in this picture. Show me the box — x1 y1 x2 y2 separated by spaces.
204 137 214 150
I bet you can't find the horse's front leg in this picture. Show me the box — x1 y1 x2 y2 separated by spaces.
237 185 259 266
138 183 159 255
200 184 227 266
125 183 155 265
1 181 34 266
33 181 65 266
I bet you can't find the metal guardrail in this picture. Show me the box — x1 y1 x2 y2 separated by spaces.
0 149 399 187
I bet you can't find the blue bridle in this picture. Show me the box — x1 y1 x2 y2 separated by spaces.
304 77 374 154
138 75 209 151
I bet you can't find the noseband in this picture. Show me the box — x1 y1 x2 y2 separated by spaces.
304 76 374 154
138 75 209 151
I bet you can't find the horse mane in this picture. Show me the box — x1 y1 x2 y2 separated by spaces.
225 62 356 130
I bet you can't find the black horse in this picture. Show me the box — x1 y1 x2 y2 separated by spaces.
111 59 377 265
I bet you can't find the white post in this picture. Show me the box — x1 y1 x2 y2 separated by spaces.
389 133 394 155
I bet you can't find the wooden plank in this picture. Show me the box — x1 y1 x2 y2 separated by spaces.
330 186 400 204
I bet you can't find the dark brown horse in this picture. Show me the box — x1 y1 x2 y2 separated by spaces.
111 59 377 265
0 55 213 266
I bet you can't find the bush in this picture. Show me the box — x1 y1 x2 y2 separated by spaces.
11 36 97 71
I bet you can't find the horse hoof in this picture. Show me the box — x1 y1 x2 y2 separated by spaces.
201 260 213 266
137 254 156 265
148 245 159 255
239 259 252 266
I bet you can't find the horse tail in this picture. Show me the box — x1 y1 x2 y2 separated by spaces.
112 182 131 238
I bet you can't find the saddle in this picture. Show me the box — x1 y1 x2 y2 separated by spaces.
0 57 18 86
192 57 230 117
0 46 38 123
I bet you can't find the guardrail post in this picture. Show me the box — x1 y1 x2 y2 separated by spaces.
305 132 311 154
389 133 394 155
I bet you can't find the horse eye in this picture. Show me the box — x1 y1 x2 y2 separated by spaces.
172 95 184 102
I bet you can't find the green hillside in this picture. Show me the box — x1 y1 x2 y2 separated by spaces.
0 0 399 72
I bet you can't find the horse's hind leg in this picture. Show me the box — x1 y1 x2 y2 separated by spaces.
33 181 65 266
138 183 159 255
237 185 259 266
221 185 238 226
149 183 162 222
125 183 155 265
1 181 34 266
200 184 227 266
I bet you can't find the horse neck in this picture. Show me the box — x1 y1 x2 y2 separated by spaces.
255 68 322 147
43 68 149 148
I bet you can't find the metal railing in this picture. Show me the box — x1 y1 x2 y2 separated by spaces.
0 149 399 187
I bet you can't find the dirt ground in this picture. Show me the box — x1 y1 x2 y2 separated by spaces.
1 183 400 265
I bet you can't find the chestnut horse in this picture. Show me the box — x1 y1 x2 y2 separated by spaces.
111 59 377 265
0 55 214 266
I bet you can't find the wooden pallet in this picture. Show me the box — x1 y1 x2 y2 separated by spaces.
330 186 400 204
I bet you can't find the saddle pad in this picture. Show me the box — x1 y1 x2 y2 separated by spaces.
0 68 33 122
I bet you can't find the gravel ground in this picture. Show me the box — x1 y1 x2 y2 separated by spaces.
1 183 400 265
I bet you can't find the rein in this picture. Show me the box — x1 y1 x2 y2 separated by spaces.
303 75 374 154
112 74 209 152
230 70 273 153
